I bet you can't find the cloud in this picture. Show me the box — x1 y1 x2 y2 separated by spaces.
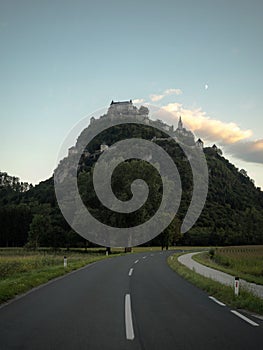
225 140 263 164
164 88 182 96
163 102 252 144
150 94 165 102
131 98 261 165
133 98 145 104
150 88 182 102
161 102 263 164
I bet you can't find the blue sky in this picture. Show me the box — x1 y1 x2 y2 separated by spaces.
1 0 262 187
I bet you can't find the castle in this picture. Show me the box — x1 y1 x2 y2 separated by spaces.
68 100 204 156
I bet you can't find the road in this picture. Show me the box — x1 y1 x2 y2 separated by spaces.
0 251 262 349
179 252 263 299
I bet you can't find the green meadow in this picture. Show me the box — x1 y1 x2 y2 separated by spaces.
194 245 263 285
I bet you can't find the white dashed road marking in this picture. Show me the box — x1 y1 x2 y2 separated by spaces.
125 294 135 340
231 310 259 327
209 296 226 307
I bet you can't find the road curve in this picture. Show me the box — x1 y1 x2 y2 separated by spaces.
0 251 262 349
179 252 263 299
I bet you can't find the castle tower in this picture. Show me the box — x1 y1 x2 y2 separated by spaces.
178 116 183 130
196 138 204 149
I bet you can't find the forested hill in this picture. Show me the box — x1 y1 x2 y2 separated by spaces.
1 123 263 247
191 148 263 245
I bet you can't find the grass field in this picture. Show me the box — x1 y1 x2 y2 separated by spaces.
168 252 263 315
0 248 123 304
193 245 263 285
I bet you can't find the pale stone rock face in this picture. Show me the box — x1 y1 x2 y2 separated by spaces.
100 144 109 152
138 106 149 116
68 146 78 156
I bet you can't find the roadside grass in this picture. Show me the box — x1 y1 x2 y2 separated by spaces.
0 249 122 304
193 246 263 285
0 245 209 305
167 253 263 315
132 246 208 253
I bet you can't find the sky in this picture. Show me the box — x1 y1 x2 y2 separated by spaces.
0 0 262 188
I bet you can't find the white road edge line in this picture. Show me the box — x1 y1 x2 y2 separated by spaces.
125 294 135 340
231 310 259 327
128 268 133 277
134 260 139 264
209 296 226 307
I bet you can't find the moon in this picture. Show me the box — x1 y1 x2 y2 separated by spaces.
205 84 209 90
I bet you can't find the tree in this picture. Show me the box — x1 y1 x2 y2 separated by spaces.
159 216 182 250
27 214 52 249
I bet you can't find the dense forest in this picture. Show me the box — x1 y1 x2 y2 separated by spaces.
1 122 263 248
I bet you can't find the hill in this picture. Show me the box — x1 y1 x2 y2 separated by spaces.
1 103 263 248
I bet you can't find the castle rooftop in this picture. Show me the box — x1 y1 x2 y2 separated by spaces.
110 100 132 105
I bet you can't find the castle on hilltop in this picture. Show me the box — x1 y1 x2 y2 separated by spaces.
68 100 204 156
109 100 134 113
175 115 204 148
90 100 150 125
108 100 150 121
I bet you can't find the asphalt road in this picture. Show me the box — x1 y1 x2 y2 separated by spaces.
0 251 262 349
